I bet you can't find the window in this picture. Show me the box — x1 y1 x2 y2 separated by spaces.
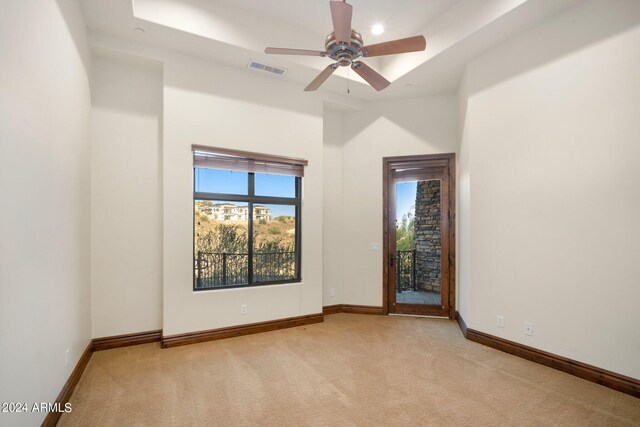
192 146 306 290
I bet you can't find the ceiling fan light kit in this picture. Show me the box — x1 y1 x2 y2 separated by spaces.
264 0 426 92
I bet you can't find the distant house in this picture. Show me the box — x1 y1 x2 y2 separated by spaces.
198 202 271 222
254 205 271 222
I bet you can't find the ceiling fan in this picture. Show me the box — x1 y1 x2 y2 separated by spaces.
264 0 426 92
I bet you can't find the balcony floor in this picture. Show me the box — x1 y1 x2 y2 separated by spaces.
396 290 441 305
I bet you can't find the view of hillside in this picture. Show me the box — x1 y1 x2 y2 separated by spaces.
194 202 296 255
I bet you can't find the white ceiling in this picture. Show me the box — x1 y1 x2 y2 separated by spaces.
80 0 584 101
211 0 459 42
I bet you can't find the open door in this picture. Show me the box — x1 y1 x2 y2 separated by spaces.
383 154 455 318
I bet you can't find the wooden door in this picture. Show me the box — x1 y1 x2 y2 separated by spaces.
383 154 455 318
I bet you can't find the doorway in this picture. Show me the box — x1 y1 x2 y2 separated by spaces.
383 154 455 318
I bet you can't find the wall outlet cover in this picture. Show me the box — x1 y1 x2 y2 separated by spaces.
524 321 534 336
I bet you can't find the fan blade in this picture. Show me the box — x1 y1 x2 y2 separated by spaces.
330 0 353 44
265 47 327 57
351 61 390 91
361 35 426 58
304 64 338 92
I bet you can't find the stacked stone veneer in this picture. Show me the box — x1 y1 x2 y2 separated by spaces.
414 180 441 293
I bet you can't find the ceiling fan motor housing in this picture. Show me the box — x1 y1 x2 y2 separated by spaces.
325 30 363 66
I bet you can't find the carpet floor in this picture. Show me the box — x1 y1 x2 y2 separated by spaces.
59 314 640 426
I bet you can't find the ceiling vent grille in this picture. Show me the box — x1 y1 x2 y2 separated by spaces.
247 60 287 76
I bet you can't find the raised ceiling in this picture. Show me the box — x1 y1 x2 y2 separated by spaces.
80 0 584 100
211 0 459 42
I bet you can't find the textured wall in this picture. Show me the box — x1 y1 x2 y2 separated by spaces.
414 180 442 293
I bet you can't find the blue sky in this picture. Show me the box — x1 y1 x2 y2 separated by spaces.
195 168 419 221
195 169 295 217
396 181 417 222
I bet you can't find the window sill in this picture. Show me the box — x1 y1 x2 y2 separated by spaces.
193 279 302 292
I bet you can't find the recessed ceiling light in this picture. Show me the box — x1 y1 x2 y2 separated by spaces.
371 24 384 35
134 27 145 34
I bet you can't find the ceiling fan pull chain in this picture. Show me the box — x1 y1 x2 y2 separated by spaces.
347 67 350 94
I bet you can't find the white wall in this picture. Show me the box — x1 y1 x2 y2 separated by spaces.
322 108 344 306
90 52 163 338
457 71 471 322
0 1 92 425
339 97 459 306
460 0 640 378
162 55 325 335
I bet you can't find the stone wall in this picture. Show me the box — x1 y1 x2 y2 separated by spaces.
414 180 441 293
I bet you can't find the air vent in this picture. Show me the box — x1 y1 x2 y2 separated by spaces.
247 60 287 76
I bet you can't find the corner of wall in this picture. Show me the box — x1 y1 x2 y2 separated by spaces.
322 107 345 307
456 67 471 323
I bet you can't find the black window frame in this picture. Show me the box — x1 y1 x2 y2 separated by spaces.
193 169 302 291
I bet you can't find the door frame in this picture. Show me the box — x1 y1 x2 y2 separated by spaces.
382 153 456 318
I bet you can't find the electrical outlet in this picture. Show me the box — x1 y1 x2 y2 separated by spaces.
524 321 534 336
497 315 504 328
65 348 70 367
330 288 336 297
240 304 248 315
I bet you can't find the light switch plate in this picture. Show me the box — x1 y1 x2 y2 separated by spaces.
369 243 381 251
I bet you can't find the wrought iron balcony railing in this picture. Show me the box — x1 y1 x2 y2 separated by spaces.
194 251 296 288
195 250 416 291
396 250 416 293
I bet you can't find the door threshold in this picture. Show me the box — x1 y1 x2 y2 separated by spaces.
389 313 449 319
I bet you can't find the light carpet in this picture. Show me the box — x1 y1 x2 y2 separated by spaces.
59 314 640 426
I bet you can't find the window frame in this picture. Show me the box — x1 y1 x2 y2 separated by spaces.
193 170 302 291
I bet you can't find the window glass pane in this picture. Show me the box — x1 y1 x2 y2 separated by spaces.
395 179 443 307
253 204 297 282
254 173 296 198
195 168 248 195
194 200 249 288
